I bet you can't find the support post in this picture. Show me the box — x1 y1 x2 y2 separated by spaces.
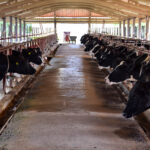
102 20 105 34
2 17 6 39
9 16 12 38
132 17 136 38
23 21 26 40
88 11 91 34
15 17 18 41
19 19 22 41
127 19 130 37
54 11 57 34
138 18 141 39
146 16 149 40
123 20 125 37
119 21 121 36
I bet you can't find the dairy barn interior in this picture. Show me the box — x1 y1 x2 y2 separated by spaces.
1 0 150 150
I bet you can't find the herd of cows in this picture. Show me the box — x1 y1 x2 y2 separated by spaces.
81 34 150 118
0 47 42 82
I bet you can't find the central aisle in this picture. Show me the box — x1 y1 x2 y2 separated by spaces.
0 44 149 150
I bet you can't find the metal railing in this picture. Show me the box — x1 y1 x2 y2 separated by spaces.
0 33 57 97
0 31 55 46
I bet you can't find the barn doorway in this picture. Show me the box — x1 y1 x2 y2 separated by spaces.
57 23 88 44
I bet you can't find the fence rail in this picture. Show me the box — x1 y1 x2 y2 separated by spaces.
0 33 57 96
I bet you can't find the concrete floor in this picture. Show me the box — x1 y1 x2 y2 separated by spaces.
0 44 150 150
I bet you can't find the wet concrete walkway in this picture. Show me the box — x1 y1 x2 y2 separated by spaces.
0 44 150 150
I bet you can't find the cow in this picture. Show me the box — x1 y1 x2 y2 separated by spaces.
84 37 99 52
139 60 150 83
0 52 36 81
123 81 150 118
80 34 90 44
97 46 128 69
22 48 42 65
106 53 148 84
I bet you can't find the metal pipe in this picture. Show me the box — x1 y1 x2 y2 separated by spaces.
123 20 125 37
119 21 121 36
127 19 130 37
146 16 149 40
54 11 57 34
2 17 6 38
132 18 136 38
138 18 141 39
88 11 91 34
19 19 22 41
9 16 12 42
15 17 18 41
23 21 26 40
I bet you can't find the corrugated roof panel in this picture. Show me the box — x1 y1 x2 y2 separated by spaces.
41 9 105 17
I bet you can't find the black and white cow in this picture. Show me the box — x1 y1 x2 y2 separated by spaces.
84 37 99 52
97 46 128 69
80 34 90 44
139 61 150 82
123 81 150 118
0 52 36 81
106 53 148 84
22 48 42 65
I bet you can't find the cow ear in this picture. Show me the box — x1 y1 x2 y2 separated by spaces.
12 50 21 56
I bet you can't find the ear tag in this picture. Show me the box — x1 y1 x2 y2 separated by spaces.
28 52 31 55
16 62 19 65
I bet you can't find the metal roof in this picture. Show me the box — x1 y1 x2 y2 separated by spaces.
1 0 150 21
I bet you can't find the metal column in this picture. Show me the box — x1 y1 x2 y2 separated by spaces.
138 18 141 39
123 20 125 37
9 16 12 40
19 19 22 41
15 17 18 41
146 16 149 40
119 21 121 36
23 21 26 40
88 12 91 34
127 19 130 37
2 17 6 39
54 11 57 34
132 18 136 38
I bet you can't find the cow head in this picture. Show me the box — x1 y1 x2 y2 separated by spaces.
0 53 8 81
106 61 132 84
106 51 137 83
22 48 42 65
9 51 36 75
130 53 148 80
123 81 150 118
98 52 114 68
